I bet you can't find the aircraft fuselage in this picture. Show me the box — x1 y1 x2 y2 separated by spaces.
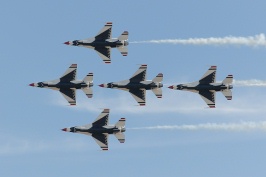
73 40 124 48
37 81 92 90
179 83 233 92
107 81 163 90
70 126 125 135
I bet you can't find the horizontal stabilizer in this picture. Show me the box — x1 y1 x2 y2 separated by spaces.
152 73 163 82
117 46 128 56
152 88 162 98
114 132 125 143
115 118 126 128
82 87 93 98
118 31 128 41
83 73 93 83
222 75 233 84
222 89 232 100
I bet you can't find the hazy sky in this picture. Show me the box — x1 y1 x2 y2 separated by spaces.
2 1 266 177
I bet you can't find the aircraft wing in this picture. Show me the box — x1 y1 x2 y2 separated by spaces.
60 64 77 82
92 133 109 151
129 89 146 106
92 109 109 127
199 90 216 108
60 89 76 105
95 22 112 40
199 66 216 84
129 64 147 82
94 47 111 64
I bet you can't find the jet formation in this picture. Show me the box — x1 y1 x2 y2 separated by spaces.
29 22 235 150
64 22 129 64
99 64 163 106
29 64 93 105
62 109 126 150
168 66 233 108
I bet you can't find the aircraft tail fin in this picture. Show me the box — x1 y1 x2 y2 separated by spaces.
114 118 125 143
117 46 128 56
115 118 126 128
152 88 162 98
83 73 93 83
222 75 233 84
118 31 128 41
221 89 232 100
114 132 125 143
82 87 93 98
152 73 163 82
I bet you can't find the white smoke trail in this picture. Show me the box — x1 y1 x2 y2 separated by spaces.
234 80 266 87
129 121 266 131
131 33 266 47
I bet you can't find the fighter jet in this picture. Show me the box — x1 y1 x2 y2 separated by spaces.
62 109 126 151
29 64 93 105
99 64 163 106
168 66 233 108
64 22 129 64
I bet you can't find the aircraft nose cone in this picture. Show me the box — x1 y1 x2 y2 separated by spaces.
98 84 104 87
64 41 70 45
168 85 174 89
29 83 34 87
61 128 67 131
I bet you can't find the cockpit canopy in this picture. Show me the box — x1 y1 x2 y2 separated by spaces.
176 84 184 90
70 127 77 132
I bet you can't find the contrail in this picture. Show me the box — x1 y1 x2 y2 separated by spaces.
129 121 266 131
131 33 266 47
166 80 266 87
234 80 266 87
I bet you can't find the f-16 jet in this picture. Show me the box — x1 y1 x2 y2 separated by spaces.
62 109 126 151
99 64 163 106
64 22 128 64
168 66 233 108
29 64 93 105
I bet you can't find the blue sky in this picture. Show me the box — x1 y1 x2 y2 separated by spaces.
2 1 266 177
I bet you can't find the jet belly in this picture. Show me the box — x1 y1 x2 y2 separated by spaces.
87 126 119 134
113 81 159 90
48 81 87 89
194 84 225 92
80 41 122 48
